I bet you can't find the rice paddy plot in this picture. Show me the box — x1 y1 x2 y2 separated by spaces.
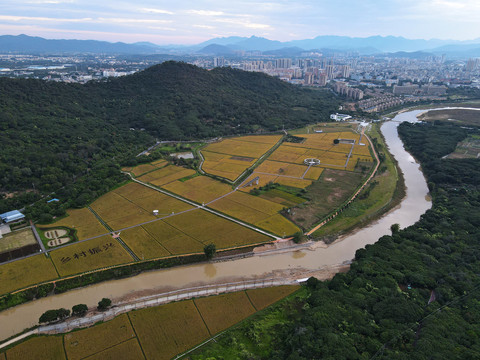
0 254 58 295
64 314 136 360
194 291 256 335
163 175 233 204
120 226 171 259
202 138 276 158
274 177 312 189
5 336 65 360
256 160 307 178
239 173 278 191
254 214 300 237
50 235 134 277
39 208 108 241
304 166 324 180
258 189 305 207
129 300 210 360
246 285 300 310
83 338 144 360
141 220 204 255
138 165 196 186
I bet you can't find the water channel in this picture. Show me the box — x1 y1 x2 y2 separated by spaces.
0 108 437 341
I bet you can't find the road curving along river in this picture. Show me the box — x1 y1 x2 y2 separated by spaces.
0 108 439 341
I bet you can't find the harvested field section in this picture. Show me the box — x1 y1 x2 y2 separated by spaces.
0 228 36 253
129 300 210 360
163 176 232 204
64 314 136 360
0 254 58 295
83 338 144 360
120 226 171 259
246 285 300 310
50 235 133 276
38 208 107 240
194 291 256 335
5 336 65 360
254 214 300 236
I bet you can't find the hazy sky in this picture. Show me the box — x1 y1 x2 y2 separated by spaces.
1 0 479 44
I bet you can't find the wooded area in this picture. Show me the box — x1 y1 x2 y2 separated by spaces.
0 61 339 218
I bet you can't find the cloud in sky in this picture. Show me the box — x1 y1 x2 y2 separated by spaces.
0 0 479 44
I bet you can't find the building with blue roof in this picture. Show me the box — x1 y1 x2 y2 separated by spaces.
0 210 25 223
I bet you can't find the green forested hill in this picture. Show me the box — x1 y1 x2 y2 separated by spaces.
0 61 338 213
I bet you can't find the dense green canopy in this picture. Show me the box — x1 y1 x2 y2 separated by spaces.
0 61 338 213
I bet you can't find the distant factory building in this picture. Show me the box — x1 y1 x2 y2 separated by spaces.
0 210 25 223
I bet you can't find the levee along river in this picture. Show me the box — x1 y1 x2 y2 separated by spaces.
0 108 436 341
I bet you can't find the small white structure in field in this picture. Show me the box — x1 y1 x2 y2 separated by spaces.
153 210 159 216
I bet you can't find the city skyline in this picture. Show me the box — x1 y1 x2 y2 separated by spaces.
1 0 480 45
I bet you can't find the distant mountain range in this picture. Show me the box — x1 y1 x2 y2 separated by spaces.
1 34 480 58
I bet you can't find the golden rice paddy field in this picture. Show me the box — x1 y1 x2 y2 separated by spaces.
208 191 300 236
138 165 196 186
91 182 194 230
2 286 299 360
4 336 65 360
0 254 58 295
83 339 144 360
163 209 272 249
50 235 134 277
163 175 233 204
64 314 136 360
130 300 210 360
38 208 107 241
122 159 168 177
246 285 300 310
201 135 282 181
194 291 256 335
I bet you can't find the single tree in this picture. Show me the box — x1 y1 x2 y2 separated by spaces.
39 309 59 324
57 308 70 320
391 223 400 235
97 298 112 311
293 231 304 244
72 304 88 317
204 243 216 260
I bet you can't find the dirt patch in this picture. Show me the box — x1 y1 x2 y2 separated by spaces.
230 156 255 162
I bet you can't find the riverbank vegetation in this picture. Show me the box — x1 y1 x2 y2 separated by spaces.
191 119 480 359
